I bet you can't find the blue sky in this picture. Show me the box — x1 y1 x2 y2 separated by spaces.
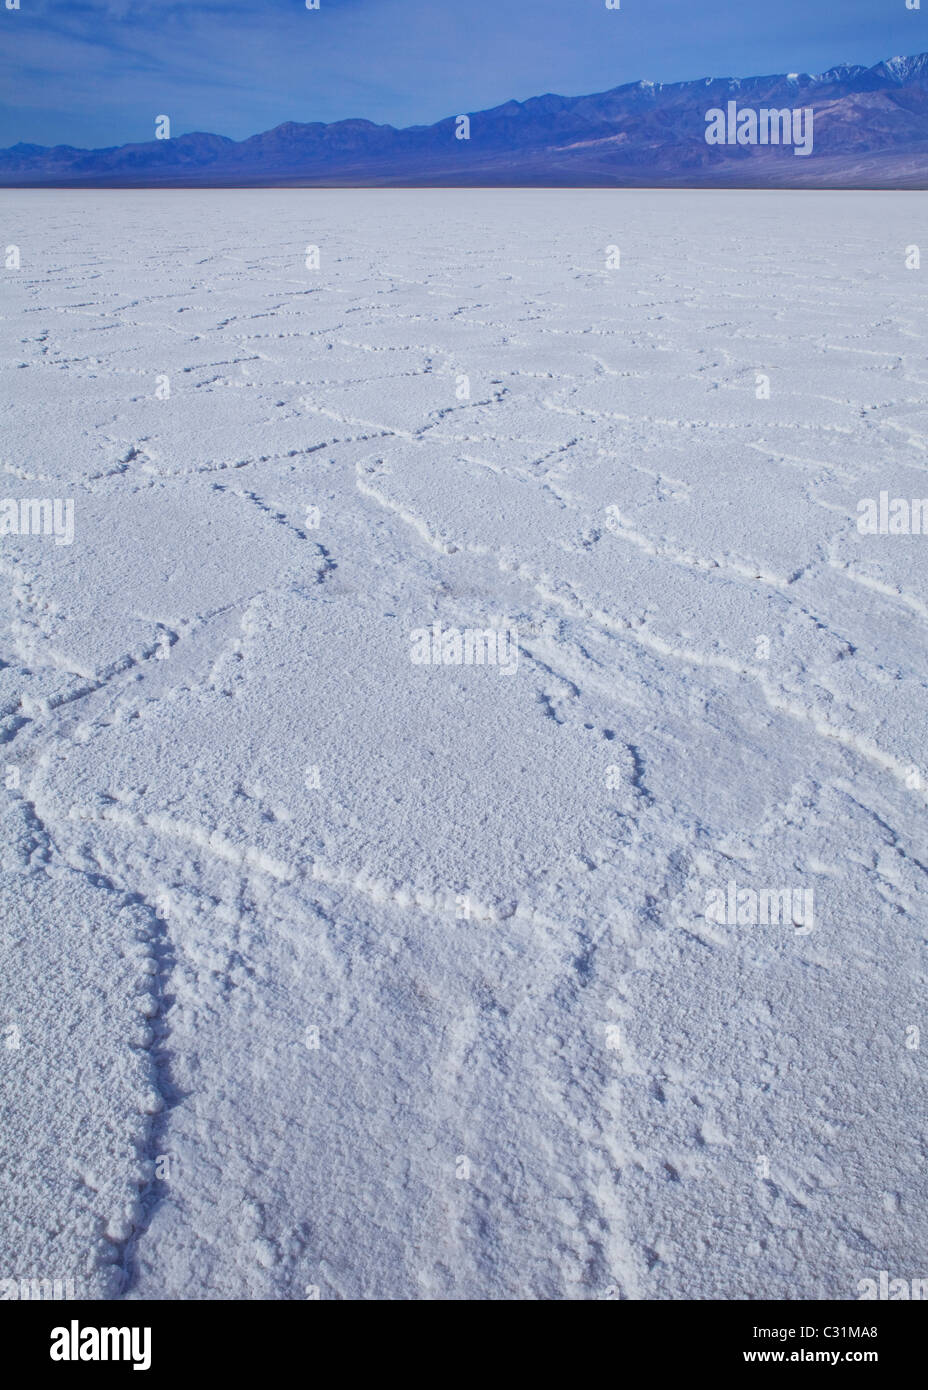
1 0 923 149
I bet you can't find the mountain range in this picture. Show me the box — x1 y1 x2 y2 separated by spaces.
3 53 928 188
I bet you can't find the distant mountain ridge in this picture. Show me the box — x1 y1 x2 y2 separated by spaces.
3 52 928 187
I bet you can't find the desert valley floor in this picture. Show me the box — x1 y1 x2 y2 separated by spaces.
0 189 925 1300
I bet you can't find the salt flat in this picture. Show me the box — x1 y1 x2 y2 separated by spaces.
0 189 925 1300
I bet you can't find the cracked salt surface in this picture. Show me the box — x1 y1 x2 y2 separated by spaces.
0 189 925 1300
